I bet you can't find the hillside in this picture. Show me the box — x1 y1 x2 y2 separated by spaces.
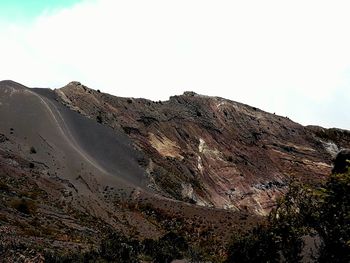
58 81 350 215
0 80 350 261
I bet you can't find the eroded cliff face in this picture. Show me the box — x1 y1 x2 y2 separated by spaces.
1 80 256 260
57 82 350 215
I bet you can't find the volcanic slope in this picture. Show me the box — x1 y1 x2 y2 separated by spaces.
0 80 149 215
1 81 257 260
58 82 350 215
1 80 350 260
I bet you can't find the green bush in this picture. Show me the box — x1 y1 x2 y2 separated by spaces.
226 169 350 263
100 232 140 262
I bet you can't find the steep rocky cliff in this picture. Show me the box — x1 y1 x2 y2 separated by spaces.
57 81 350 215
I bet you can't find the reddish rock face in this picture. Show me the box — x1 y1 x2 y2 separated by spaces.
57 82 350 215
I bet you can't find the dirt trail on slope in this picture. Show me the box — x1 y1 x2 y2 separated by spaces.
0 81 148 195
29 89 114 180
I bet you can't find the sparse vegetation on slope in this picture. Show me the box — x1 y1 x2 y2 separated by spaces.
226 167 350 263
1 80 350 262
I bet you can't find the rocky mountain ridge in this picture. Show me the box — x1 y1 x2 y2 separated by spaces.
56 81 350 215
0 80 259 261
1 80 350 261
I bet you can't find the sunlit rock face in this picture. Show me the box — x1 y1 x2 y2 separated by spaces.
58 83 350 215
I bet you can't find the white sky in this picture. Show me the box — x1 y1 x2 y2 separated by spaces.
1 0 349 129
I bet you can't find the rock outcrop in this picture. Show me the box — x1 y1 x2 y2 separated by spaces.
56 82 350 215
1 80 254 259
1 80 350 260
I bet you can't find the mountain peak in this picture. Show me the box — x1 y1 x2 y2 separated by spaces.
182 91 198 97
62 81 86 90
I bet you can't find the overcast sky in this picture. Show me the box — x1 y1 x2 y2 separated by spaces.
0 0 349 129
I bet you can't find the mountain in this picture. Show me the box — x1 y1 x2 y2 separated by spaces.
58 81 350 214
0 80 349 261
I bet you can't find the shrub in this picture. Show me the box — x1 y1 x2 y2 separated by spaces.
98 231 189 263
100 232 140 262
226 170 350 263
30 146 37 154
156 232 188 262
0 181 9 192
10 198 37 215
96 115 103 124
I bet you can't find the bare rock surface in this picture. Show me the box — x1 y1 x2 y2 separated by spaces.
57 81 350 215
1 80 350 261
1 80 258 260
